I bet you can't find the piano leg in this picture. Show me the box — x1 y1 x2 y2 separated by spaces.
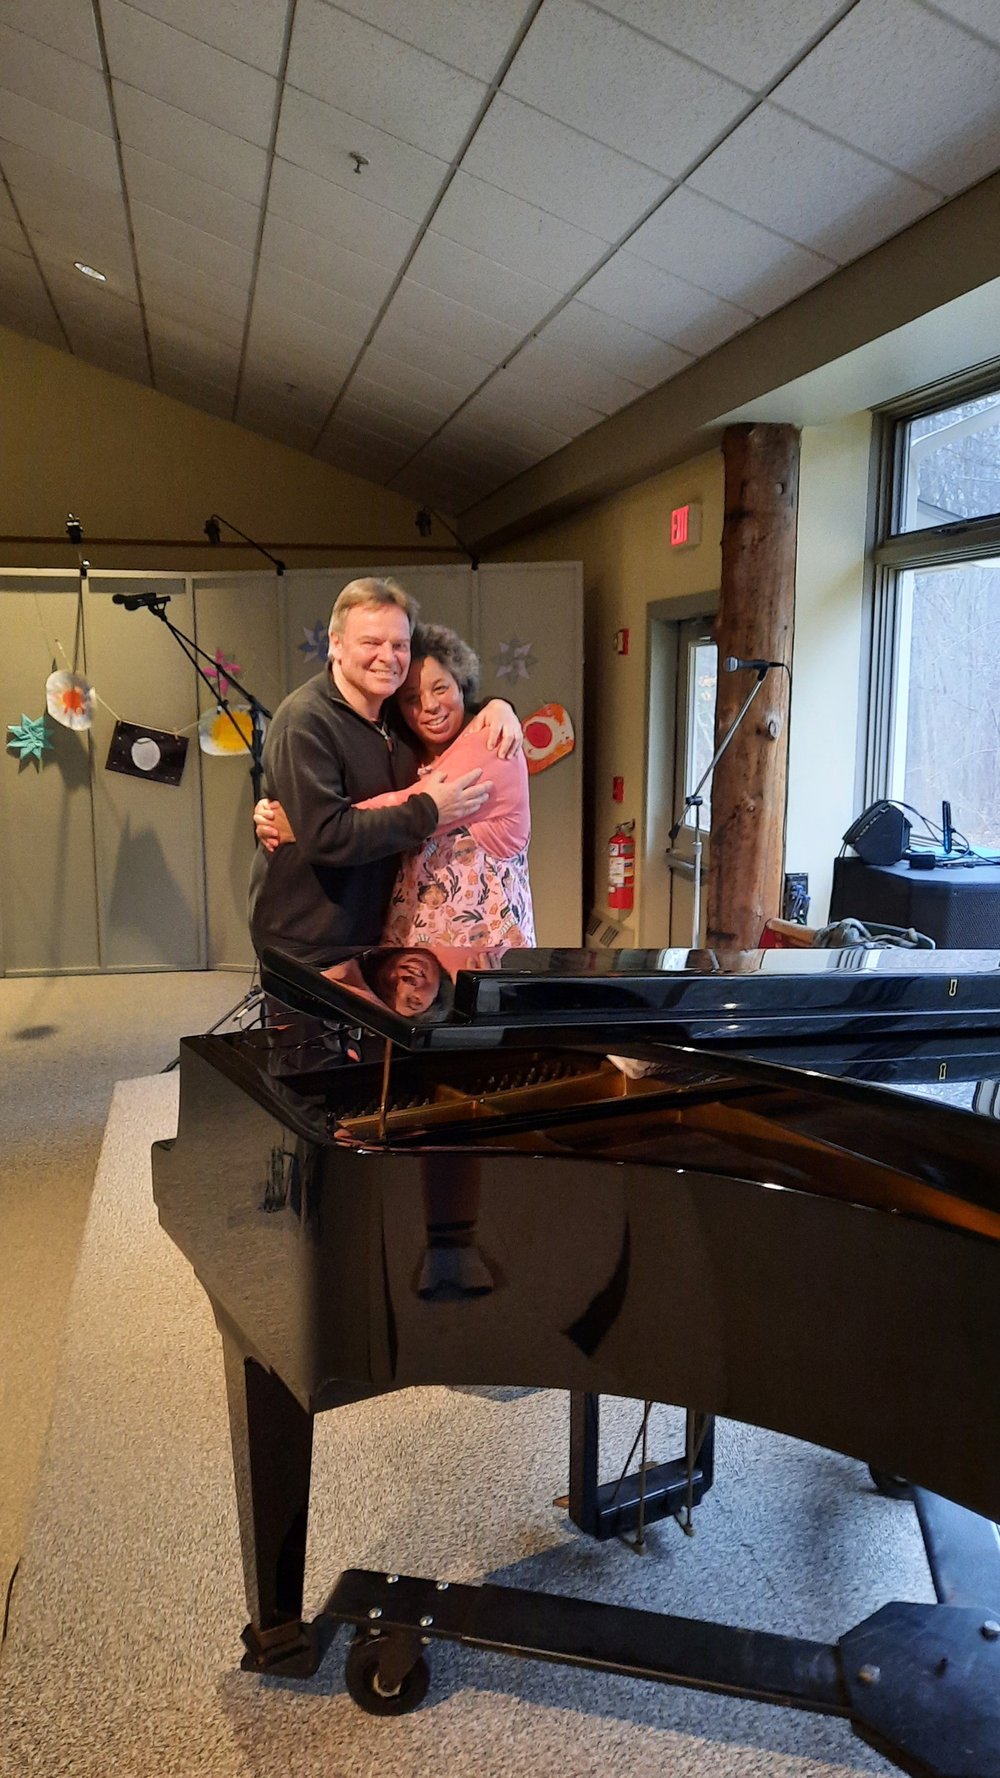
218 1318 321 1676
567 1394 715 1542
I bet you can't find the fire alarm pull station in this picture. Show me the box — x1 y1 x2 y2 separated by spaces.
613 628 630 655
612 776 624 803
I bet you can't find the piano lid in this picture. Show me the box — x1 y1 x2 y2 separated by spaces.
259 942 1000 1055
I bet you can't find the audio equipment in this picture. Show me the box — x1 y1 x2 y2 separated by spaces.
842 802 911 866
830 857 1000 947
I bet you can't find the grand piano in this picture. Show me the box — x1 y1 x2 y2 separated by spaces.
152 943 1000 1777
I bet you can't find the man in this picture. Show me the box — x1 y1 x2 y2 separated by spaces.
249 576 518 963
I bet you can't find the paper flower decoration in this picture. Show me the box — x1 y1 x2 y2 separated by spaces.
7 712 52 762
493 636 537 682
46 669 94 730
205 649 242 698
523 703 575 775
299 619 329 663
199 703 255 755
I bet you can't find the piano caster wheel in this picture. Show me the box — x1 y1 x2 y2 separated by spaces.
868 1465 913 1500
344 1633 430 1716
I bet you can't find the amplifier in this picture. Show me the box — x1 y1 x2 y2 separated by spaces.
829 857 1000 947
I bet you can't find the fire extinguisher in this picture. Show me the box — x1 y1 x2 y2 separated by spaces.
608 820 636 913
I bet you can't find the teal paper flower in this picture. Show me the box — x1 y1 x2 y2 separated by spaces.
7 712 52 762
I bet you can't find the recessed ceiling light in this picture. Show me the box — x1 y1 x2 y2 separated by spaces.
73 262 107 282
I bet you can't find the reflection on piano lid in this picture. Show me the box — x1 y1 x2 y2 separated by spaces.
260 943 1000 1057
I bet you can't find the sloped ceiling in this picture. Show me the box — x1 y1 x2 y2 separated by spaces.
2 0 999 522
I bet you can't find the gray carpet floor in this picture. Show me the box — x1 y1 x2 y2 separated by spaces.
0 1070 934 1777
0 970 254 1625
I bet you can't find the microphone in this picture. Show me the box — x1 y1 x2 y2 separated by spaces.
723 656 785 673
111 592 170 610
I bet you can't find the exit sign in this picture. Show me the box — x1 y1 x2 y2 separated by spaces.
670 501 702 548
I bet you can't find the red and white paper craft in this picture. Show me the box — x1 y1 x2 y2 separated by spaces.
522 703 574 775
45 669 94 730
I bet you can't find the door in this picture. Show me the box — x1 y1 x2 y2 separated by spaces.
665 618 718 947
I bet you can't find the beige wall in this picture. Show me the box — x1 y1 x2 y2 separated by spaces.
0 325 455 569
490 416 874 938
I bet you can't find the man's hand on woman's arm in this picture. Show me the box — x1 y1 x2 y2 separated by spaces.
467 699 523 759
253 797 295 852
424 767 493 830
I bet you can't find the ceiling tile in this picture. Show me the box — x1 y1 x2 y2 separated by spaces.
140 277 247 344
0 214 28 255
506 336 646 414
0 23 113 133
0 262 64 344
689 103 939 261
457 386 574 455
252 260 375 343
101 0 277 147
381 278 524 362
433 410 552 471
236 402 320 452
388 457 496 509
931 0 1000 48
346 371 452 434
0 239 48 294
155 365 235 416
503 0 750 177
131 202 254 288
65 323 151 379
0 1 102 67
537 299 692 387
122 148 261 252
432 170 607 287
315 413 412 470
287 0 488 161
24 212 135 290
0 89 121 186
369 312 497 383
3 147 128 233
578 251 754 353
329 0 534 79
358 344 476 412
628 186 836 315
334 393 434 447
146 310 242 380
113 85 269 206
772 0 1000 196
594 0 849 90
267 157 417 272
462 91 670 241
407 232 556 331
152 352 237 408
121 0 290 73
47 262 139 333
260 212 396 308
135 242 252 318
478 366 605 437
238 371 332 425
276 88 449 223
242 340 346 405
247 304 359 383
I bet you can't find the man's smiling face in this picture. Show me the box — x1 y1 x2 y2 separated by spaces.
329 601 411 718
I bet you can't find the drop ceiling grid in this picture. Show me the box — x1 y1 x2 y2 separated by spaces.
0 0 997 507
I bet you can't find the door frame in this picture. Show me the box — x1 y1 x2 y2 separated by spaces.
641 592 719 949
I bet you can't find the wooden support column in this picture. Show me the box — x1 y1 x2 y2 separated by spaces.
707 423 799 952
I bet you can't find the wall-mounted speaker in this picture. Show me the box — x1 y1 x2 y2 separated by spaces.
842 801 911 866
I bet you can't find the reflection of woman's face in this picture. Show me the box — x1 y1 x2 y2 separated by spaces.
379 949 441 1015
397 656 465 755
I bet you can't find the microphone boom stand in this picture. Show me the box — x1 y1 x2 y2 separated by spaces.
667 666 770 950
115 593 273 1056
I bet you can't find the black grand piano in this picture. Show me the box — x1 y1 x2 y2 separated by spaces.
152 943 1000 1777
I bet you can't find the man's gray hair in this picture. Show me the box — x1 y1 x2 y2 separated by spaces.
410 622 481 704
329 576 419 637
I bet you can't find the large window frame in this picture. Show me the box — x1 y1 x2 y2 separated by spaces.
867 365 1000 818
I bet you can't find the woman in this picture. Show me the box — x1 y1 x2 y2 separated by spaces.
256 624 535 948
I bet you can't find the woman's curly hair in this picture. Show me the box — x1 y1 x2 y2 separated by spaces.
409 622 480 705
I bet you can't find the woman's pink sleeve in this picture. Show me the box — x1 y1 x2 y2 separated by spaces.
433 727 530 858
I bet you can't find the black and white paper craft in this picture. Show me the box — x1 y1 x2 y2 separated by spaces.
105 720 188 786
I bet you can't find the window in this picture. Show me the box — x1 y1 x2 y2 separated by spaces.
872 382 1000 850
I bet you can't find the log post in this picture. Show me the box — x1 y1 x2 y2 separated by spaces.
707 424 799 952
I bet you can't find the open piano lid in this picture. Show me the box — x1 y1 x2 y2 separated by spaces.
260 943 1000 1062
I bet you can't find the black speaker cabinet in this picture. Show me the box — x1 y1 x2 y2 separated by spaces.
829 857 1000 947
